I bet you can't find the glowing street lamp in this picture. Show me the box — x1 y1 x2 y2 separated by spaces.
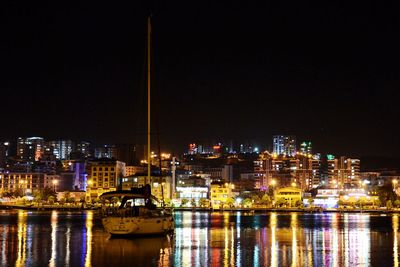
393 179 398 192
52 179 58 192
19 179 27 195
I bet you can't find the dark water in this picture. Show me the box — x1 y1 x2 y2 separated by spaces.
0 210 399 267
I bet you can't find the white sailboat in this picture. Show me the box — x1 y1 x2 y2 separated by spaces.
99 17 174 236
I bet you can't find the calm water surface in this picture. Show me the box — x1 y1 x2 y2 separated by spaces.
0 209 399 266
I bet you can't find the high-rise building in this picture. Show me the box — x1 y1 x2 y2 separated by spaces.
49 140 74 160
0 141 11 168
17 137 44 162
255 153 320 191
272 135 296 157
95 145 117 159
188 143 197 155
115 144 137 165
75 141 91 158
321 155 361 188
299 141 312 155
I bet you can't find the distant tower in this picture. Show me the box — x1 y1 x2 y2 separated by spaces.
17 137 44 162
300 141 312 155
272 135 296 157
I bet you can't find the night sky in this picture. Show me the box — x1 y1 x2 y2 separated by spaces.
1 1 400 158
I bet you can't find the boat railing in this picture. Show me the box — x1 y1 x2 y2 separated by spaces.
101 205 165 218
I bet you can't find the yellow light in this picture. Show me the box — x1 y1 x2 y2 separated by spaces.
271 180 277 186
291 182 296 187
393 179 398 185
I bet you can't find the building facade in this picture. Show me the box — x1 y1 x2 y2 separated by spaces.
85 159 125 202
17 137 44 162
273 135 297 157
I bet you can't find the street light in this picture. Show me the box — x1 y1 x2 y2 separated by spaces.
52 179 58 192
393 179 398 192
19 179 27 196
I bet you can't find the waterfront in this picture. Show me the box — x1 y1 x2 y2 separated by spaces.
0 210 399 266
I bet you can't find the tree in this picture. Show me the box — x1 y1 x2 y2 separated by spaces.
164 198 172 207
33 190 42 203
378 184 397 204
181 198 189 207
267 187 275 197
261 194 271 207
13 188 23 198
387 200 393 209
199 198 209 208
356 199 366 209
42 187 57 200
225 197 235 208
251 195 261 206
190 198 196 207
337 200 344 207
64 191 72 203
275 198 287 207
294 199 303 208
394 200 400 208
2 191 14 198
374 199 381 208
307 197 314 207
48 196 55 205
242 198 252 208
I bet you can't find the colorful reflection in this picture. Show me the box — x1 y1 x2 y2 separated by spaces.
394 215 399 267
15 210 27 267
0 210 398 266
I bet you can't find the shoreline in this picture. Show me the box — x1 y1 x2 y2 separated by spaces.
1 204 398 214
170 207 399 214
0 204 96 211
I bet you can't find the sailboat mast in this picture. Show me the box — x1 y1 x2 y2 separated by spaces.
147 16 151 185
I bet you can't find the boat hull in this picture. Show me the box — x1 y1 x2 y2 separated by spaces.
102 215 174 235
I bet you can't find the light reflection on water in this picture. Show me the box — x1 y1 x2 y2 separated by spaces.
0 210 399 266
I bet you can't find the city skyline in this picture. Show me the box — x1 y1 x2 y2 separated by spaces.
1 2 399 159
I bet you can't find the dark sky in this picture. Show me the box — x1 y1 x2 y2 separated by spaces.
1 1 400 157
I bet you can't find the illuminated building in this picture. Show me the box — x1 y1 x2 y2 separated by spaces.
0 141 11 168
272 135 296 157
60 160 87 191
299 141 312 155
125 165 147 176
311 188 340 208
85 159 125 202
323 156 361 188
213 143 222 156
0 172 60 194
210 181 234 208
274 186 302 206
94 144 117 159
339 188 379 206
188 143 197 155
49 140 74 160
121 175 172 200
256 155 320 191
75 141 91 157
17 137 44 162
